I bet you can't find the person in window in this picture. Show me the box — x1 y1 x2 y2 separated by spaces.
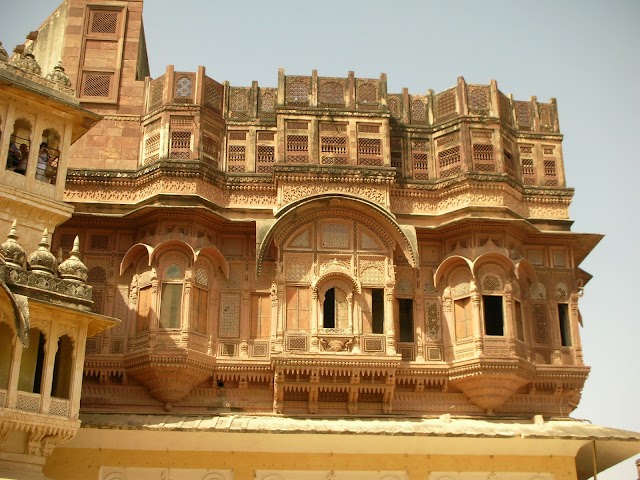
7 141 21 170
36 142 48 181
14 144 29 175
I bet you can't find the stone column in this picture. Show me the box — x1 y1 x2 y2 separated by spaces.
69 324 88 419
6 337 22 409
384 285 396 355
240 277 251 358
470 279 483 355
39 323 58 415
310 288 319 352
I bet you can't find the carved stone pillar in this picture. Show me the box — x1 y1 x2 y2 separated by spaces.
310 288 319 352
275 278 285 353
441 286 453 362
570 291 583 365
504 283 515 354
384 285 396 355
269 282 278 353
470 279 483 355
69 324 88 419
149 277 159 349
40 326 58 415
414 271 425 362
6 337 21 409
240 279 250 358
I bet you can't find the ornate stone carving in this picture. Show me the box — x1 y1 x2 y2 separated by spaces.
45 61 72 88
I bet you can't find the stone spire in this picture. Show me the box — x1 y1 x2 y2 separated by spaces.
10 42 41 75
27 229 57 275
58 236 88 283
46 61 71 88
0 41 8 62
0 220 26 270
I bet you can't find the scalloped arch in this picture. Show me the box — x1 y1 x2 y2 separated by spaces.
150 239 197 265
312 270 361 294
119 243 153 275
196 245 229 280
471 252 516 277
434 255 473 289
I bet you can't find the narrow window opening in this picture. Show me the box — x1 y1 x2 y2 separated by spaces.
323 287 336 328
372 288 384 334
18 329 45 394
398 298 414 342
558 303 572 346
51 335 73 399
483 295 504 336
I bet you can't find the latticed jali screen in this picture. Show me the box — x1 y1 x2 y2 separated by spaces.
412 139 429 180
320 122 348 165
82 73 111 97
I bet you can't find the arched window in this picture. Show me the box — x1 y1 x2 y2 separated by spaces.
480 270 505 336
322 286 348 330
51 334 74 399
159 264 183 329
6 118 32 175
18 328 45 394
36 128 61 184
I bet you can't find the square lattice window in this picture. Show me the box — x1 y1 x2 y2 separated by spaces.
82 73 112 97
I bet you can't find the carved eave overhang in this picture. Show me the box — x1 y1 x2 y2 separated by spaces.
69 414 640 480
273 163 397 185
0 63 101 143
392 172 574 224
27 297 119 338
272 355 401 374
65 161 277 214
526 231 603 267
66 159 226 189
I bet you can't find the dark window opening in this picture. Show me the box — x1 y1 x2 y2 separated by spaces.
18 329 45 394
483 295 504 336
558 303 572 346
51 335 73 399
398 298 414 342
372 288 384 334
323 287 336 328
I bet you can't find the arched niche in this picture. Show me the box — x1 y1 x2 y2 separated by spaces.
256 194 419 277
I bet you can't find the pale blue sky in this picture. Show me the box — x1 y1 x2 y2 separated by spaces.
4 1 639 478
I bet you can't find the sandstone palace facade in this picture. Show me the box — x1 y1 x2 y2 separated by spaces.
0 1 639 480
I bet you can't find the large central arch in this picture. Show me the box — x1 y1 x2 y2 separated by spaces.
256 194 418 277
